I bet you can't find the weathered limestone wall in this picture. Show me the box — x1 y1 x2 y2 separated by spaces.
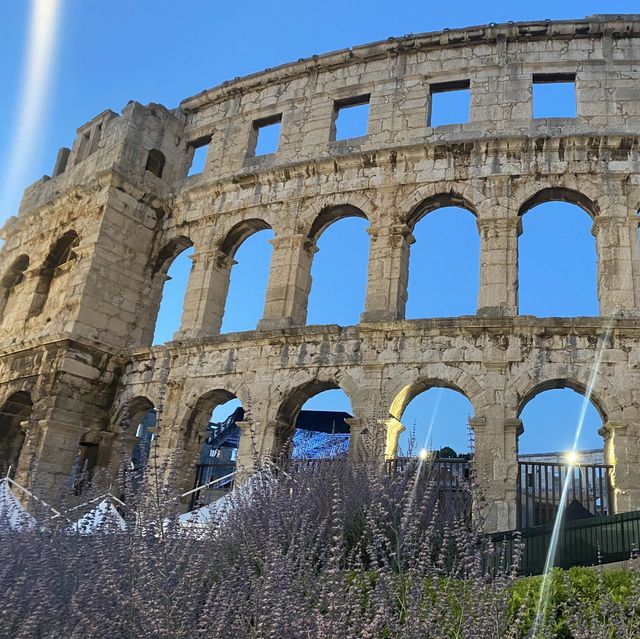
0 16 640 529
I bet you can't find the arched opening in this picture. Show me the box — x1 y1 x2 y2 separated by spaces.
276 382 352 463
0 254 29 321
517 381 609 527
220 221 273 333
389 382 474 460
306 205 369 326
73 430 102 495
0 391 32 476
151 236 193 345
184 390 243 507
405 197 479 319
145 149 165 178
518 191 598 316
388 381 473 518
124 396 156 474
28 230 79 318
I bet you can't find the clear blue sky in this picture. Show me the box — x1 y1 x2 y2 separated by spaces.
1 0 631 457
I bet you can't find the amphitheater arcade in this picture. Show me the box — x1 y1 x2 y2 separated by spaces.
1 15 640 531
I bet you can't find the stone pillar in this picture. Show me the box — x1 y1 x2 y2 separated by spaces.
361 224 414 323
176 248 234 339
470 415 519 532
234 420 257 484
345 417 364 461
593 215 640 316
477 216 519 316
234 419 283 484
384 417 405 459
602 421 640 513
258 234 317 329
20 419 84 497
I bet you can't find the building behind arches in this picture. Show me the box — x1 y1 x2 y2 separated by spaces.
2 17 640 532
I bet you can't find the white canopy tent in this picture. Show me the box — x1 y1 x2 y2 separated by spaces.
0 478 37 532
178 468 273 533
68 496 127 534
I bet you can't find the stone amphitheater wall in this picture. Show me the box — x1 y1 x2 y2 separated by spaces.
1 16 640 530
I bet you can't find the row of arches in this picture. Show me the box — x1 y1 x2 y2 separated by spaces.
0 230 79 324
110 378 606 483
0 375 610 527
153 191 601 343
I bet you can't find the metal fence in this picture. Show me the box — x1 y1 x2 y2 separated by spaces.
385 457 471 481
190 461 236 510
517 461 613 528
491 510 640 575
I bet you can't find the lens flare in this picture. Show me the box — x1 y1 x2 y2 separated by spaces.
0 0 64 219
564 450 578 466
422 387 443 453
530 313 617 637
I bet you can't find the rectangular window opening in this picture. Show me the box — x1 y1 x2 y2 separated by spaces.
532 74 576 119
429 80 470 127
333 95 370 141
251 115 282 157
187 136 211 176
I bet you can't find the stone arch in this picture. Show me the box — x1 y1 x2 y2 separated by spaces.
404 192 480 318
306 204 369 244
145 149 166 178
151 235 193 275
274 374 356 459
405 191 478 230
218 218 272 259
389 375 480 423
145 235 194 344
213 218 274 333
518 187 600 219
303 204 370 326
28 230 80 318
96 395 158 482
0 390 32 475
121 395 156 433
0 254 29 321
386 367 483 458
169 386 245 492
182 388 239 443
517 187 599 316
396 182 483 230
509 364 623 425
516 378 609 423
276 379 343 426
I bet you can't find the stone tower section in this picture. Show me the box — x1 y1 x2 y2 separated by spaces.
2 15 640 531
0 102 189 493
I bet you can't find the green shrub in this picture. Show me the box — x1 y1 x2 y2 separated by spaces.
509 566 639 637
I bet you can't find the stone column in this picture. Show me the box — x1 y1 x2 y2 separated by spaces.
602 421 640 513
258 234 317 329
470 415 519 532
592 215 640 316
20 419 84 498
361 224 414 323
234 419 283 484
477 216 519 316
176 248 234 339
384 417 405 459
345 417 364 461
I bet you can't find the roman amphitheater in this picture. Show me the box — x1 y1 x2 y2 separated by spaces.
1 14 640 532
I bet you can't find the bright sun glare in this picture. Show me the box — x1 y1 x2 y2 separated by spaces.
0 0 63 218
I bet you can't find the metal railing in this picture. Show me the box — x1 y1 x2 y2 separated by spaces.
386 457 471 482
190 461 237 510
517 461 613 529
491 510 640 575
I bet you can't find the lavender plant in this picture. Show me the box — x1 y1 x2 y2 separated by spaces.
0 459 638 638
